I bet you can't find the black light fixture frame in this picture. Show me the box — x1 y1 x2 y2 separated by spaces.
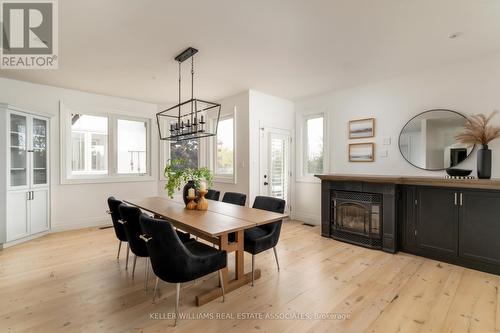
156 47 221 142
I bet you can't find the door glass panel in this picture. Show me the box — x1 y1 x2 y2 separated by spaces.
32 118 47 185
10 114 27 187
269 134 289 203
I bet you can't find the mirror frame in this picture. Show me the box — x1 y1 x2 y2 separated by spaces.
398 109 474 171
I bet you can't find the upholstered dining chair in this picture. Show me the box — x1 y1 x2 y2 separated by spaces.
205 189 221 201
118 204 152 290
107 197 130 268
221 192 247 206
244 196 286 286
139 214 227 326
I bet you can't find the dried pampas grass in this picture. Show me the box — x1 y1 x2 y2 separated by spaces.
455 111 500 146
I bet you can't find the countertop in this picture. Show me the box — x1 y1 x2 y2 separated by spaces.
315 174 500 190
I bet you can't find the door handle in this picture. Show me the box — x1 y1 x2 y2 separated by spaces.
459 193 463 206
454 192 457 206
263 182 269 186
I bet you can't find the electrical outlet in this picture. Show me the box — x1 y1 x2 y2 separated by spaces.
383 137 391 145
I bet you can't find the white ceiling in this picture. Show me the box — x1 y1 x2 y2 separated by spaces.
1 0 500 104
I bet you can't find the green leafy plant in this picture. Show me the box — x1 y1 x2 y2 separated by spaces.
164 158 213 198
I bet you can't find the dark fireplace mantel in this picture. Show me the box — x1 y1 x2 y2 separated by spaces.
316 173 500 275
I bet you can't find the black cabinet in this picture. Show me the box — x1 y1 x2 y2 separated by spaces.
416 187 458 256
459 190 500 266
399 186 500 275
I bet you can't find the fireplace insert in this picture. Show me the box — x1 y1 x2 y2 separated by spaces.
330 190 382 249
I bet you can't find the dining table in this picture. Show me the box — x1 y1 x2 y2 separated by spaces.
124 196 288 306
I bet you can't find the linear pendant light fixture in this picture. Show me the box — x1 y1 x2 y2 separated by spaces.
156 47 221 142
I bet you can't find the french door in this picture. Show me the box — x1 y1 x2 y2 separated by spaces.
260 127 291 213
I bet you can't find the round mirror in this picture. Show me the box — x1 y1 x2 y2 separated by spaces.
399 109 474 171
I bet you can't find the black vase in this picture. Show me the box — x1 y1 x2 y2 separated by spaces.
477 145 492 179
182 180 196 205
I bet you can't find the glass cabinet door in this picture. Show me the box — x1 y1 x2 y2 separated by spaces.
32 117 48 186
10 113 28 187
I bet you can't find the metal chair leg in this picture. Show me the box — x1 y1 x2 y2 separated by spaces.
219 270 225 302
125 243 130 270
251 254 255 287
132 255 137 277
152 277 159 303
174 283 181 326
145 258 150 291
273 247 280 271
117 241 122 259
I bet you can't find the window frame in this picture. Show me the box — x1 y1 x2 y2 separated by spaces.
208 110 236 184
296 109 328 182
60 102 153 184
211 113 236 183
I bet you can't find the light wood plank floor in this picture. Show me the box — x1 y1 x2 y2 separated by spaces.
1 220 499 333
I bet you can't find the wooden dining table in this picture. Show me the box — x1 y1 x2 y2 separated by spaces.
124 196 288 306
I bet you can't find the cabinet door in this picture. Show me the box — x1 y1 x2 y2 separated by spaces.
459 190 500 265
417 187 458 255
9 113 29 189
31 117 49 187
6 191 30 241
30 189 49 234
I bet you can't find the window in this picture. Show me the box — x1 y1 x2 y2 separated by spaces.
170 139 199 170
214 116 234 178
70 114 108 175
304 115 324 175
61 104 152 183
117 119 147 174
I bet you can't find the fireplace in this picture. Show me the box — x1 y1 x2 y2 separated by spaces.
331 190 383 249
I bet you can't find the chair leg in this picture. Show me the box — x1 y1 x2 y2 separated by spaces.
117 241 122 259
132 255 137 278
152 277 159 303
251 254 255 287
174 283 181 326
273 247 280 271
125 243 130 270
144 258 150 291
219 270 225 302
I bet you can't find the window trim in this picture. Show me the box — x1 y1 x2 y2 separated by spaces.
296 109 328 183
60 102 154 184
210 110 236 184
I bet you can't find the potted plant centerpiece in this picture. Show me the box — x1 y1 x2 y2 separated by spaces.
164 158 213 204
456 111 500 179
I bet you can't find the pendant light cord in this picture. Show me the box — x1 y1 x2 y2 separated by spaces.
178 61 181 122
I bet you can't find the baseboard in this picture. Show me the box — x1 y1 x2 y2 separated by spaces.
51 216 111 232
291 211 321 225
3 231 49 248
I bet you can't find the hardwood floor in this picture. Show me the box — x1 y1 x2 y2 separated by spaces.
1 220 499 332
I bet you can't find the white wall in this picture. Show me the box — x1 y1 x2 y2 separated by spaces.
293 52 500 225
248 90 295 205
0 77 159 232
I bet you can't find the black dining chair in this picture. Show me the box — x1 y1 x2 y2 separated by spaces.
107 197 130 268
139 214 227 326
244 196 286 286
118 204 152 289
205 189 221 201
222 192 247 206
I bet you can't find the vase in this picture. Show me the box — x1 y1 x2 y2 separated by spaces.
477 145 492 179
182 180 196 205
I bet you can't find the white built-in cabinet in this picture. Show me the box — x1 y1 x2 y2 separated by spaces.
1 104 50 245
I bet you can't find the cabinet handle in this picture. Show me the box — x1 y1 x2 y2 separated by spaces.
31 191 34 200
27 191 31 201
459 193 463 206
454 192 457 206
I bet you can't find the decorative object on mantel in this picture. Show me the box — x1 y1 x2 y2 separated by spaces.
156 47 221 142
445 175 475 180
456 111 500 179
164 158 213 205
445 168 472 177
349 118 375 139
349 143 374 162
